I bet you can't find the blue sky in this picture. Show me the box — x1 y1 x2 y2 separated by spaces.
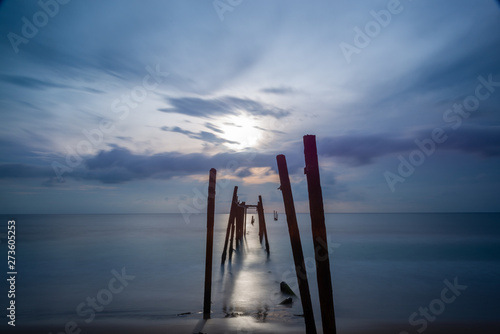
0 0 499 214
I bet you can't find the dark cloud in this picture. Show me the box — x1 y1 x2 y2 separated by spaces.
161 126 238 145
318 134 413 166
260 86 296 95
253 125 285 135
0 75 72 90
223 122 242 128
318 126 500 166
0 163 54 178
0 74 106 95
159 96 290 119
81 147 276 184
446 126 500 157
204 122 224 134
3 125 499 186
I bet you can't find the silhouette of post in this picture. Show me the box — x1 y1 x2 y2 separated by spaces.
240 202 246 242
276 155 317 334
258 195 270 255
303 135 336 334
203 168 216 319
236 202 244 249
243 206 247 237
221 186 238 265
258 199 264 243
229 215 235 261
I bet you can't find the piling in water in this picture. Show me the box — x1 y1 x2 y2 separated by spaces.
303 135 336 334
221 186 238 265
277 154 317 334
203 168 216 319
257 195 270 255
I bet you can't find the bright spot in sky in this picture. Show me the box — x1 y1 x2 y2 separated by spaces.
220 115 262 150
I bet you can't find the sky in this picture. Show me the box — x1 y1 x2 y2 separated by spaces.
0 0 499 214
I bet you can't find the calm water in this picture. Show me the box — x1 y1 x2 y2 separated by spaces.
0 213 499 332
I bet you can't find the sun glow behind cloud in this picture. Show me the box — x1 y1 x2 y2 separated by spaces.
220 115 263 150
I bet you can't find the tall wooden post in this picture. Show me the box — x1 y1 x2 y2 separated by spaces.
303 135 336 334
203 168 216 319
258 199 264 243
258 195 270 255
221 186 238 265
243 206 247 237
276 155 317 334
236 202 244 249
229 216 235 261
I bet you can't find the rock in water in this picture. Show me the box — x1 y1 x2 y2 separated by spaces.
280 281 297 296
280 297 293 305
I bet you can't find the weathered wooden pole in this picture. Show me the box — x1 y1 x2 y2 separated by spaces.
258 195 270 255
303 135 336 334
243 205 247 237
229 216 235 261
236 202 244 249
203 168 216 319
221 186 238 265
258 198 264 243
276 155 317 334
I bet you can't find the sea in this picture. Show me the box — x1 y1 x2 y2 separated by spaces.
0 213 499 333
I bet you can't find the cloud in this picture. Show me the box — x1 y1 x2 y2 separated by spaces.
158 96 290 119
0 75 72 90
318 134 413 165
78 147 278 184
260 86 296 95
446 126 500 157
318 126 500 165
204 122 224 134
161 126 238 145
0 164 54 178
0 74 106 94
253 125 285 135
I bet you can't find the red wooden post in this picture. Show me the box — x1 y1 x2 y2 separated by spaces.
229 216 235 261
277 155 317 334
236 202 244 249
203 168 216 319
303 135 336 334
258 195 270 255
221 186 238 265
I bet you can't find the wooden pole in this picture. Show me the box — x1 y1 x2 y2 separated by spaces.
229 216 235 261
258 198 264 243
236 202 244 249
276 155 317 334
303 135 336 334
203 168 216 319
240 202 246 243
243 206 247 237
258 195 270 255
221 186 238 265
